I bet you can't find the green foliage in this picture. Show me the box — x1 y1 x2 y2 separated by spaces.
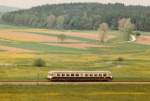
118 18 135 41
134 32 141 37
56 16 65 29
2 3 150 31
33 58 46 67
98 23 109 42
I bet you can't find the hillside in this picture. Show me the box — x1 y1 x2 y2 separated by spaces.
2 3 150 31
0 5 19 13
0 24 150 81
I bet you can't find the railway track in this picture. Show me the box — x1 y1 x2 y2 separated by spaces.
0 81 150 85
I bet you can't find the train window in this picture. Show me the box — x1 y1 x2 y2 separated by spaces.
94 74 98 77
103 73 107 77
85 74 88 77
71 74 74 77
99 74 102 77
57 74 60 76
62 74 65 77
66 74 70 76
76 74 79 76
90 74 93 77
80 74 83 77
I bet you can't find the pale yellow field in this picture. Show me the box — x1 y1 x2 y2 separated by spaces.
0 45 34 53
46 43 109 49
0 28 113 50
23 28 114 41
0 27 149 52
0 29 79 42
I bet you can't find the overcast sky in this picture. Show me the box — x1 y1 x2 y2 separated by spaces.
0 0 150 8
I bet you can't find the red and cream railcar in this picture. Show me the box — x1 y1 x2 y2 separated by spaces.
48 71 112 82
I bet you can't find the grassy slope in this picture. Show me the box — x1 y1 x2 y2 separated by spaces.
28 32 96 42
0 84 150 101
0 24 149 81
0 39 83 53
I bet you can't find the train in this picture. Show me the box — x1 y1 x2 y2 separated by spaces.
47 71 112 82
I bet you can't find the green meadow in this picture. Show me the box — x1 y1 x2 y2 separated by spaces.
0 84 150 101
0 24 149 81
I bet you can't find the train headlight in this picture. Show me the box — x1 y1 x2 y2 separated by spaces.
47 75 52 79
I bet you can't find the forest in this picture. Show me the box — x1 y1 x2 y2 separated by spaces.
1 3 150 31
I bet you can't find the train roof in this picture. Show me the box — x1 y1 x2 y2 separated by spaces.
49 71 111 73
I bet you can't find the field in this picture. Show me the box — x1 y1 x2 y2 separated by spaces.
0 24 150 81
1 2 150 101
0 84 150 101
0 24 150 101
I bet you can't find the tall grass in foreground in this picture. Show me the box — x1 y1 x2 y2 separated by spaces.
0 84 150 101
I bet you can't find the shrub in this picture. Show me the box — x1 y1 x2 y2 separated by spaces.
116 57 124 62
33 58 46 67
135 32 141 37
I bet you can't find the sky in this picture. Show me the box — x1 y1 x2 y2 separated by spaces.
0 0 150 8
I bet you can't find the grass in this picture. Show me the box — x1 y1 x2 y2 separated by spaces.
0 24 149 101
0 24 149 81
0 39 84 53
0 24 30 29
0 53 149 81
0 84 150 101
28 32 96 42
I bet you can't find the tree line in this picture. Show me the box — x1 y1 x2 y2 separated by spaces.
1 3 150 31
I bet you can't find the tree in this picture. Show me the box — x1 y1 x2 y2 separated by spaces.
47 15 56 28
2 3 150 31
118 18 135 41
98 23 109 43
56 16 65 29
57 34 67 43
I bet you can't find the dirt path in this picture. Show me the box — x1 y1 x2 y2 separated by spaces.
136 36 150 45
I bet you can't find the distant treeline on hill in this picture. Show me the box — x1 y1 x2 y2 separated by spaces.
1 3 150 31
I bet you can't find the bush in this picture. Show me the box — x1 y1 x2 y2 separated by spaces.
135 32 141 37
116 57 124 62
33 58 46 67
